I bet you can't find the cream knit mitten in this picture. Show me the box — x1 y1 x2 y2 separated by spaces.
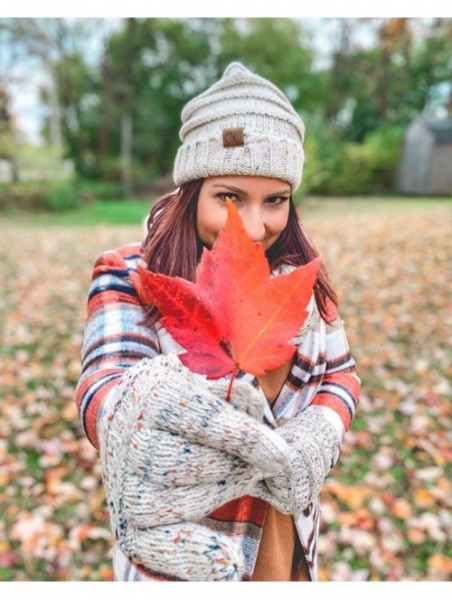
253 409 341 518
99 354 290 581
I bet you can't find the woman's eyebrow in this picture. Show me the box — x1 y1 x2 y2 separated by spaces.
211 184 247 194
266 188 291 197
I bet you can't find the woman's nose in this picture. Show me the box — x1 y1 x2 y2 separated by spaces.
240 208 266 242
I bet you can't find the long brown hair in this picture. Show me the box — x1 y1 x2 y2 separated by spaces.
142 179 338 326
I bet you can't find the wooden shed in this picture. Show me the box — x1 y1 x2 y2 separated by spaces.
397 117 452 195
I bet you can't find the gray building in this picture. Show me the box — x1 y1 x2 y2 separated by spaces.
397 117 452 196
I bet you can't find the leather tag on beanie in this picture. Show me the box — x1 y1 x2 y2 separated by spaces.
223 127 244 147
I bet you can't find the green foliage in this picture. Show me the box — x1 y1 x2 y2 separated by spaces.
43 182 81 211
216 19 320 114
301 118 404 196
99 18 215 179
95 156 152 190
301 116 342 196
79 180 124 202
362 125 405 190
0 181 81 212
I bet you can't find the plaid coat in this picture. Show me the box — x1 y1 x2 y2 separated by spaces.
75 242 360 581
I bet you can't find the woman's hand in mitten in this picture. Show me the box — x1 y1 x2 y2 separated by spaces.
107 353 290 470
113 423 263 582
98 354 290 581
103 429 263 581
252 409 341 518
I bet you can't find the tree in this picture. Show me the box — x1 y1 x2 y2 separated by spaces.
7 16 450 195
409 18 452 115
1 18 112 180
92 17 322 190
0 20 33 182
0 82 20 182
96 18 214 188
215 18 321 115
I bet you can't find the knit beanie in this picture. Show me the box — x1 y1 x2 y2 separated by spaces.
173 62 305 191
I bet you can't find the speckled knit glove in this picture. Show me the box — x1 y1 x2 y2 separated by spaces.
253 409 342 518
99 353 290 581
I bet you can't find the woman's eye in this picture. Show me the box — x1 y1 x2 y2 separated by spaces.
266 196 289 205
218 193 239 202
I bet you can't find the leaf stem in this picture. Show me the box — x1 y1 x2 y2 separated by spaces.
226 367 238 403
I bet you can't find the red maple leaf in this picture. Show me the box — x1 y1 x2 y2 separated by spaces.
132 200 321 393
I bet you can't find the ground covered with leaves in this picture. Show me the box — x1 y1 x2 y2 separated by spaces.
0 198 450 581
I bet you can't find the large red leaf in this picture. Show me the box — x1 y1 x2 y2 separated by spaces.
132 200 321 381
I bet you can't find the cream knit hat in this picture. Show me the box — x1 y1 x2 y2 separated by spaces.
173 62 305 191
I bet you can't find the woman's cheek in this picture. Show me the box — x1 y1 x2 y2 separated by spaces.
197 205 228 246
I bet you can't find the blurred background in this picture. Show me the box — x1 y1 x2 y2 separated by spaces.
0 17 451 582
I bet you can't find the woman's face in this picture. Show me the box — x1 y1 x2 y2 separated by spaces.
197 175 291 251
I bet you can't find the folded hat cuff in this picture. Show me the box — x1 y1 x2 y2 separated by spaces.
173 137 304 191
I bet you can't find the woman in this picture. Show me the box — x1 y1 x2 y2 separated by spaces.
75 62 360 582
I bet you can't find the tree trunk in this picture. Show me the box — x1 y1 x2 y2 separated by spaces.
10 157 19 183
48 66 63 149
119 18 136 197
326 18 351 120
377 20 392 121
121 109 133 197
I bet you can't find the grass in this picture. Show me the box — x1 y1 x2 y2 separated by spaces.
1 199 152 227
